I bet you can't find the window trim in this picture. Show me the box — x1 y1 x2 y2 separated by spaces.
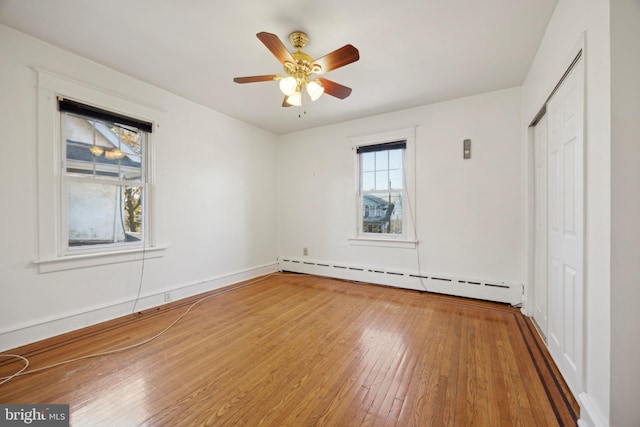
349 128 417 248
35 68 166 272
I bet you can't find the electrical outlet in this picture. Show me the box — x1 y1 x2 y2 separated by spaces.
165 292 171 303
303 247 309 256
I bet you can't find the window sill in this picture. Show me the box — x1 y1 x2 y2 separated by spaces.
348 237 417 249
34 246 168 273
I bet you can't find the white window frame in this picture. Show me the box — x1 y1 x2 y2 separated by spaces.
349 128 417 249
33 69 166 273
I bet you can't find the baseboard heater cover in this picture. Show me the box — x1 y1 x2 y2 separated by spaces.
278 257 522 306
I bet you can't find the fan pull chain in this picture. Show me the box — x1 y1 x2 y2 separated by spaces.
298 101 306 118
298 91 307 118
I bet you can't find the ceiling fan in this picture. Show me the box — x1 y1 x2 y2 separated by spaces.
233 31 360 107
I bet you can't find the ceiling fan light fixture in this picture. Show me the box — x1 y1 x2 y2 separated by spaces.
279 76 298 96
285 91 302 107
306 79 324 101
105 149 126 160
89 145 104 156
233 31 359 108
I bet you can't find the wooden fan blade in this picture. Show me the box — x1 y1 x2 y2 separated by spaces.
257 32 295 65
282 96 292 107
233 74 281 83
317 78 352 99
312 45 359 74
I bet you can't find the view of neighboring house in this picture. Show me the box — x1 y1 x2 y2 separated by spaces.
63 113 144 246
362 193 402 234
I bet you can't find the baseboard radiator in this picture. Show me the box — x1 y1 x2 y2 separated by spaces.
278 257 523 306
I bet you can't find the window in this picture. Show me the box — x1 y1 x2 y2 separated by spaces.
350 128 416 248
59 99 152 251
34 69 166 272
358 141 405 235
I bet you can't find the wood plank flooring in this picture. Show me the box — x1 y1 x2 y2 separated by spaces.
0 273 578 426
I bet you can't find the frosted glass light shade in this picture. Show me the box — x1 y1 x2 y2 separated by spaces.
306 80 324 101
279 77 297 96
285 91 302 106
89 145 104 156
105 149 125 160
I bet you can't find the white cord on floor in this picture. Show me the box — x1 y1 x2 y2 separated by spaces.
0 272 279 385
0 354 29 386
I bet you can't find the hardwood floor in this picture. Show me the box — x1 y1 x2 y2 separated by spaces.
0 273 577 426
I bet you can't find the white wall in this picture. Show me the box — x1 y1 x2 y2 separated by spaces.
610 2 640 426
521 0 611 425
279 88 523 286
0 25 279 351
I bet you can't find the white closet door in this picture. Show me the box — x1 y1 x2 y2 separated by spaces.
546 57 584 397
533 114 548 338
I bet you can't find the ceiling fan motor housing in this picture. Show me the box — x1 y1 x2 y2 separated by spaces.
284 32 321 83
288 31 308 49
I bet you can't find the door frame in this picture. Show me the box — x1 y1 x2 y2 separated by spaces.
531 114 549 339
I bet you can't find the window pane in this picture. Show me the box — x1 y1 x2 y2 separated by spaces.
66 140 97 176
110 125 142 155
375 151 388 170
389 169 403 189
64 114 99 176
361 191 402 234
63 112 143 182
122 186 144 238
388 191 403 234
358 144 406 236
362 171 375 191
375 170 388 191
361 152 375 172
67 180 143 246
389 149 403 169
64 115 101 150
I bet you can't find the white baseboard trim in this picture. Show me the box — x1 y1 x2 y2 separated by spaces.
578 392 609 427
279 256 523 305
0 262 278 352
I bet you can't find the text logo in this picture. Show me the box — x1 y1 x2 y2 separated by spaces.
0 405 69 426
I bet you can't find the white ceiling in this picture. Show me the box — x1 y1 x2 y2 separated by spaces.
0 0 557 135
